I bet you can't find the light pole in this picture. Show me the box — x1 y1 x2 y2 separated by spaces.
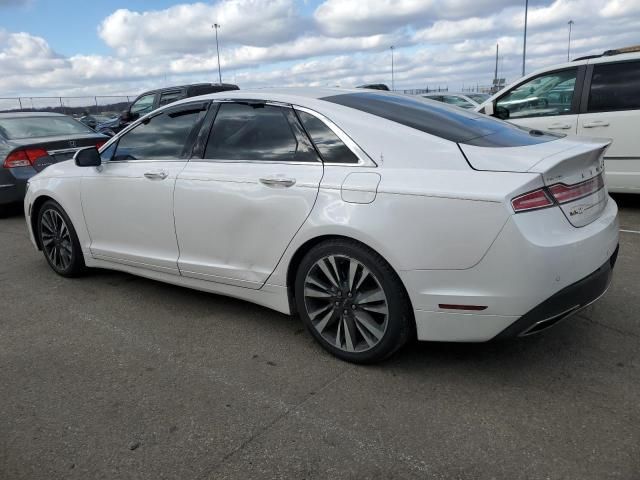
567 20 574 61
390 46 395 91
522 0 528 77
212 23 222 84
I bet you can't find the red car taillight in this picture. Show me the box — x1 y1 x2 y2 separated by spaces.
548 175 604 204
511 174 605 213
511 189 554 212
3 148 48 168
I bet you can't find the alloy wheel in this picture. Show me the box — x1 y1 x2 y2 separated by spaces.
40 209 73 271
303 254 389 353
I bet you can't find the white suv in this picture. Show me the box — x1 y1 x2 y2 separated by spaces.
477 46 640 193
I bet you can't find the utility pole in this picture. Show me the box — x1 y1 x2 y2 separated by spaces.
494 43 499 84
522 0 528 77
390 46 395 91
212 23 222 84
567 20 574 61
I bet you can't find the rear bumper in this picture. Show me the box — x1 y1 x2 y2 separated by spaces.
404 197 619 342
492 245 618 340
0 167 34 206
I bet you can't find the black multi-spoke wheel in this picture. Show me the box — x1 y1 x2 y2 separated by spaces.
295 239 413 363
37 200 85 277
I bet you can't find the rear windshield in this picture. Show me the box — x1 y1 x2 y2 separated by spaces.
322 92 559 147
0 116 95 140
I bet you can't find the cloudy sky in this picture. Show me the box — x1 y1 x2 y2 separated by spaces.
0 0 639 99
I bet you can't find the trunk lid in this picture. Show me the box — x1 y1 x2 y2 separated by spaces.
460 137 611 227
9 133 107 172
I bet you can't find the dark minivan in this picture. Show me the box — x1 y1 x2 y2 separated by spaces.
96 83 239 136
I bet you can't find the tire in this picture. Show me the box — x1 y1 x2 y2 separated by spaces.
36 200 86 277
295 239 413 364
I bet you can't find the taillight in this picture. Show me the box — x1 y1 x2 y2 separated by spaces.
95 141 106 150
548 175 604 204
511 189 554 212
3 148 48 168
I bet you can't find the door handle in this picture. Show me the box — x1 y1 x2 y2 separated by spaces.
259 177 296 188
144 171 168 180
548 123 572 130
582 121 610 128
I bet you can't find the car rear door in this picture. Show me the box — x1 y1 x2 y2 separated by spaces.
495 67 585 134
81 102 209 273
577 59 640 192
173 100 323 289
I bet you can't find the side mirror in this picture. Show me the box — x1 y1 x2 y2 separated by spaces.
495 105 510 120
74 147 102 167
484 102 495 116
120 110 133 122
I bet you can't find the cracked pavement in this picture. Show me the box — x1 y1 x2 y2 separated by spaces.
1 194 639 479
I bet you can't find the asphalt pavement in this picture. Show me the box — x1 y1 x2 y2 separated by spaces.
1 195 639 479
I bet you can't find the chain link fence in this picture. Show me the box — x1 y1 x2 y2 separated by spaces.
0 96 134 122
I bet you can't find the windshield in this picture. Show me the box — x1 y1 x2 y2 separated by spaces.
322 91 559 147
0 116 95 140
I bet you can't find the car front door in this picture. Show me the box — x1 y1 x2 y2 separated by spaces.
81 102 209 273
495 67 583 134
577 60 640 192
174 101 323 289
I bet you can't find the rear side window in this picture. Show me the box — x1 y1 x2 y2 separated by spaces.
159 90 184 107
296 111 359 164
204 103 318 162
587 61 640 112
323 92 558 147
113 104 206 161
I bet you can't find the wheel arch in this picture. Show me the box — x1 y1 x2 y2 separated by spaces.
30 194 56 250
285 234 414 319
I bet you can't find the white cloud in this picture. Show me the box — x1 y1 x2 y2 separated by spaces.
98 0 304 56
1 0 640 98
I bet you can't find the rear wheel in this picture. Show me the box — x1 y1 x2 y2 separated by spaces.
295 239 413 364
37 200 85 277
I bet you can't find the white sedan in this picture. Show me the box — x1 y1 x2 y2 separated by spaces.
24 88 619 363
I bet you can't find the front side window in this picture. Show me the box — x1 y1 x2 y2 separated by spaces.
205 103 316 162
587 61 640 112
130 94 156 117
296 110 359 164
497 69 577 119
112 105 206 161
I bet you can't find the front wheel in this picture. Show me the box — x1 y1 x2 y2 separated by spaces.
37 200 85 277
295 239 413 364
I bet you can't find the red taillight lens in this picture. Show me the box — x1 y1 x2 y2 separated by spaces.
3 150 30 168
548 175 604 204
25 148 48 162
3 148 48 168
95 141 106 150
511 189 554 212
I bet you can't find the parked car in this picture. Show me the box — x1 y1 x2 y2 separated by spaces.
95 83 239 136
25 89 618 363
0 112 107 214
477 45 640 193
356 84 390 91
421 92 489 109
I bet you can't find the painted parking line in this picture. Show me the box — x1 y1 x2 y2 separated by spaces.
620 229 640 234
